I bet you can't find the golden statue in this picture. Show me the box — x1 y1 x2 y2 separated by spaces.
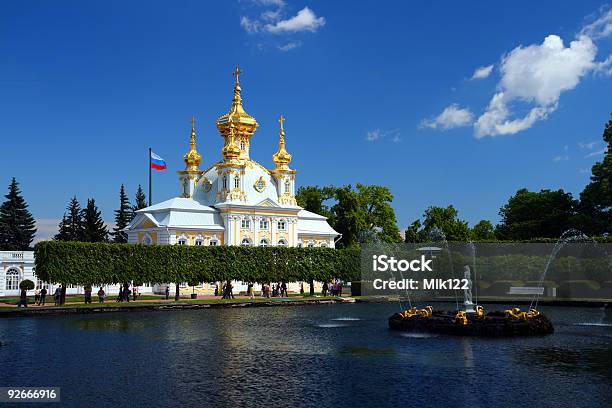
455 311 468 325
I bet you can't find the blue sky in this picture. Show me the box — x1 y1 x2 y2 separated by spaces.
1 0 611 241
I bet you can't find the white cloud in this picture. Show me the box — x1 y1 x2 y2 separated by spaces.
579 141 599 149
421 104 474 130
265 7 325 33
553 155 570 162
240 16 261 33
366 129 381 141
585 148 606 157
580 7 612 39
595 54 612 75
278 41 301 51
365 128 401 142
471 64 494 79
261 9 282 21
474 34 598 138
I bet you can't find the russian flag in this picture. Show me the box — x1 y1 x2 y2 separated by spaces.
150 151 167 170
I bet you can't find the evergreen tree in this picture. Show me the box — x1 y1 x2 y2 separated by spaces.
134 184 147 211
81 198 108 242
112 184 133 243
0 178 37 250
578 114 612 235
55 196 84 241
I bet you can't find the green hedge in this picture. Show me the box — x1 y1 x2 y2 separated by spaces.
34 241 361 286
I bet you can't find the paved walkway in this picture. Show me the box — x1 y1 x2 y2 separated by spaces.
0 295 324 308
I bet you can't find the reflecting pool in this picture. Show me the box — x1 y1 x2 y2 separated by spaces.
0 303 610 407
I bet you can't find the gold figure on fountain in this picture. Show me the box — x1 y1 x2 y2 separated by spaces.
399 306 433 319
475 305 485 318
455 311 468 325
505 307 541 320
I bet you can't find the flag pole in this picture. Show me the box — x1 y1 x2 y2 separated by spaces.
148 147 152 206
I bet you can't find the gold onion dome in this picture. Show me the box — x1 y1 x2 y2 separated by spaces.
222 123 241 161
215 65 259 138
183 116 202 172
272 115 293 172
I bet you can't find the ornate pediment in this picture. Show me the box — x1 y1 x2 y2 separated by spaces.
256 198 280 208
135 214 159 229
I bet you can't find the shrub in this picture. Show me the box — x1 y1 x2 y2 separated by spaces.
34 241 360 286
19 279 35 291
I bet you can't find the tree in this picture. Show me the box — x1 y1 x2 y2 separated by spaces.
19 279 35 291
134 185 147 211
55 197 84 241
404 205 471 242
578 114 612 235
0 178 37 250
422 205 471 241
112 184 133 243
296 186 334 219
330 186 365 247
81 199 108 242
496 188 577 240
471 220 496 241
356 184 403 243
404 220 423 243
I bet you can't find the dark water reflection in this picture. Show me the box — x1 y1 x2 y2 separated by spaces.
0 303 610 408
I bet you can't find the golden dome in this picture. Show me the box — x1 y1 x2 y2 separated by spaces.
216 66 259 142
222 123 241 162
272 115 294 173
183 116 202 172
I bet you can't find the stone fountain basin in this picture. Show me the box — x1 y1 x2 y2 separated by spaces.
388 310 554 337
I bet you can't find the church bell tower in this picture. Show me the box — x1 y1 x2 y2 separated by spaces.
178 116 203 198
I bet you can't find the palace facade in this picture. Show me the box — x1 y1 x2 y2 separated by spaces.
126 68 339 249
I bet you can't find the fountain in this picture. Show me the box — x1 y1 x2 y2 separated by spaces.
387 235 570 337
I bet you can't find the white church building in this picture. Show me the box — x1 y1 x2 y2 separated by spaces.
126 67 339 249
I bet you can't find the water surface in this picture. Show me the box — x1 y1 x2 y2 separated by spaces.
0 303 610 407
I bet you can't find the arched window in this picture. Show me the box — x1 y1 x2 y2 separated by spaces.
284 180 290 193
177 235 188 245
297 241 303 248
143 233 153 245
234 176 240 189
277 239 287 247
222 175 228 190
241 219 250 229
307 241 315 248
241 237 252 246
259 219 269 229
240 141 246 150
194 235 204 246
277 220 286 230
320 242 328 248
209 239 219 246
260 238 269 247
5 269 19 291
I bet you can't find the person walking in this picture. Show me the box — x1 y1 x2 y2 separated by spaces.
247 283 254 300
281 282 288 297
54 285 62 306
39 287 47 306
34 287 40 305
124 284 131 302
17 287 28 308
322 282 329 297
84 287 92 304
165 285 170 300
132 286 138 302
97 287 106 303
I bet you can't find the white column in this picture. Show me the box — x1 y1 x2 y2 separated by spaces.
271 217 277 245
